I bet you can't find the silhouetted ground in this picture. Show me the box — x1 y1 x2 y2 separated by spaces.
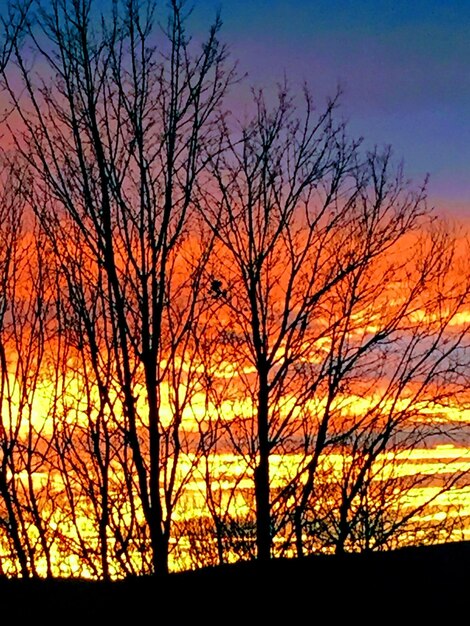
1 542 468 623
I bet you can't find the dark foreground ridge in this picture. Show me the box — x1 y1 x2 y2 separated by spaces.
1 542 469 623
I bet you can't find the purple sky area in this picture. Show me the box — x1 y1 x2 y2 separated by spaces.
191 0 470 217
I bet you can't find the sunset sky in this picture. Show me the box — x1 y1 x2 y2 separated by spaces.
0 0 468 578
192 0 470 217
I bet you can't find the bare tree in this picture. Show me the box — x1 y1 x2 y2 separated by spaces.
5 0 234 575
301 434 470 555
0 0 468 577
0 0 30 72
0 158 58 577
197 86 470 561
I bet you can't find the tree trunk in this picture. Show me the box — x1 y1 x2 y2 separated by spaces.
150 527 169 576
0 474 29 578
294 506 304 558
336 496 350 555
255 373 271 561
147 369 168 576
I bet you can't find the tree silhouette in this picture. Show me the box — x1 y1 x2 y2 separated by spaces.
0 0 467 577
196 86 470 560
5 0 234 575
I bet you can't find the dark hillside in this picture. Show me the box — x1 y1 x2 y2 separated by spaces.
1 542 468 624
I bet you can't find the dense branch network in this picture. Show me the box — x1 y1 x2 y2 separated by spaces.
0 0 468 578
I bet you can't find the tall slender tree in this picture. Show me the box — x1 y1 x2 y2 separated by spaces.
197 87 470 561
6 0 234 575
